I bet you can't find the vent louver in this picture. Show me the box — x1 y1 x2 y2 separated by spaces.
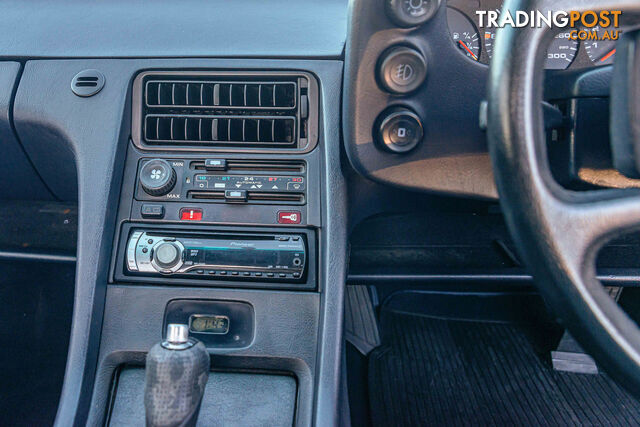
133 71 318 152
145 82 296 109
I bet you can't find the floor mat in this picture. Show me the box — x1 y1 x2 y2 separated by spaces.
369 311 640 426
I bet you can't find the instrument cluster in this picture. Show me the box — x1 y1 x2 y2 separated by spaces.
447 0 620 70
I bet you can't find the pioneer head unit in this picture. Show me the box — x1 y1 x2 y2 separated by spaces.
125 229 306 282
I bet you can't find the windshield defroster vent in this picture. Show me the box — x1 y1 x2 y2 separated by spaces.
132 71 318 152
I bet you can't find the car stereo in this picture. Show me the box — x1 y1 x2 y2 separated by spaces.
125 229 306 282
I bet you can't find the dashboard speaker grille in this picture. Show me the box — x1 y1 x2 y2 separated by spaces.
133 71 317 152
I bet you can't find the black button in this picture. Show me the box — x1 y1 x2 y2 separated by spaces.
141 204 165 219
267 272 275 277
378 46 427 94
255 272 263 277
208 270 216 275
243 272 251 276
231 271 239 276
377 108 424 153
293 272 301 278
142 248 148 254
279 273 286 278
292 236 301 241
219 271 227 275
196 269 204 274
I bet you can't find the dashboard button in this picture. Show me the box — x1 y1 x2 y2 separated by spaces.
376 108 424 153
378 46 427 94
180 208 203 221
278 211 301 224
385 0 441 28
141 204 165 219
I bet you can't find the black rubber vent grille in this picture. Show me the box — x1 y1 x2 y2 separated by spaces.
145 81 296 109
145 115 296 147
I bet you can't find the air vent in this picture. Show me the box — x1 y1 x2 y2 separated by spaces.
133 71 318 152
145 81 296 109
145 115 295 146
191 159 306 173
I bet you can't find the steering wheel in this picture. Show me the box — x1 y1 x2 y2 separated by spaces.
487 0 640 394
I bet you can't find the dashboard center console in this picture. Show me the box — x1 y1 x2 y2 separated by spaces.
55 60 345 426
111 70 322 291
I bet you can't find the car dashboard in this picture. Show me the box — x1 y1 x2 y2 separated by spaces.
0 0 637 426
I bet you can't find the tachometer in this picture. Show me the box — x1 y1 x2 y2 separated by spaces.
584 26 618 65
447 7 481 61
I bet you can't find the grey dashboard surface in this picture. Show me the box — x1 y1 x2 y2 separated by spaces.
0 0 348 59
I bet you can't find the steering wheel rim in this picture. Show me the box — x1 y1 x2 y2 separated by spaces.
487 0 640 394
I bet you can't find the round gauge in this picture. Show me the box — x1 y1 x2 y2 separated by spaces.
447 7 480 61
544 32 579 70
486 26 578 70
483 8 501 62
584 26 619 65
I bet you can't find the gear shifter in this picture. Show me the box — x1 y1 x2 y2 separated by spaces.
145 324 210 427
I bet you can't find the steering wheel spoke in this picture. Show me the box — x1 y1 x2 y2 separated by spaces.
489 0 640 395
548 189 640 271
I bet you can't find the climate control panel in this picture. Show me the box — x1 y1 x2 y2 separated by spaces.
136 158 307 205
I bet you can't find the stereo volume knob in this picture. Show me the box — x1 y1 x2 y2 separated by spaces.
140 159 177 196
152 242 183 272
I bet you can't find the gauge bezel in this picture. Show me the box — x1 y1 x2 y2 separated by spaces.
385 0 442 28
446 6 482 62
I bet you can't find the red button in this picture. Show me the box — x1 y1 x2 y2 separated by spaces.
180 208 203 221
277 211 301 224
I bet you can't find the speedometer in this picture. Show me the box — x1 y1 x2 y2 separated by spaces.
482 7 577 70
544 32 579 70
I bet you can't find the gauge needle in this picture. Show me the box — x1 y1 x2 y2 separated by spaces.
458 41 478 61
600 48 616 62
